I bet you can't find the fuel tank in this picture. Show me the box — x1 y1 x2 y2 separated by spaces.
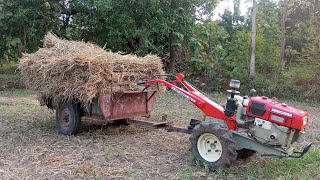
243 96 308 130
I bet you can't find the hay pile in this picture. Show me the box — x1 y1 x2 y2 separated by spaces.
19 33 165 104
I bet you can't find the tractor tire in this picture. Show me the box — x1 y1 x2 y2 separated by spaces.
56 102 81 135
236 149 256 159
190 121 237 169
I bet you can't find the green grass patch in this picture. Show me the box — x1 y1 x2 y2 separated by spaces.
0 89 33 97
174 147 320 179
173 165 193 179
0 103 40 119
0 63 24 89
208 146 320 179
0 63 19 74
0 74 21 81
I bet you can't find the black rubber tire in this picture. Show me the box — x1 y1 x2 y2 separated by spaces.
189 121 237 169
56 102 81 135
236 149 256 159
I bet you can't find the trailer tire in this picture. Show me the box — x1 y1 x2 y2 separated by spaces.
56 102 81 135
190 121 237 170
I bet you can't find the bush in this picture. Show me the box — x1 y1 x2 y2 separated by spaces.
0 63 24 89
0 63 19 74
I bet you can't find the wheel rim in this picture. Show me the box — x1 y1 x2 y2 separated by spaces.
60 108 71 129
197 133 222 162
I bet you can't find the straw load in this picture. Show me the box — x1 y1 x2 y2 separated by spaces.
19 33 165 104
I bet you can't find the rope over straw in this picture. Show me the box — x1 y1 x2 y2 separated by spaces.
19 33 165 104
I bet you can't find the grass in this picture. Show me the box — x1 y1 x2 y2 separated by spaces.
0 63 19 74
0 74 21 81
92 169 99 180
0 88 319 179
209 146 320 179
173 165 193 179
170 146 320 179
0 88 33 97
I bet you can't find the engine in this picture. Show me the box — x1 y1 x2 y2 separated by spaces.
235 95 308 147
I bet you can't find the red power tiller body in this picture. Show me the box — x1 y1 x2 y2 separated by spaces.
139 73 312 169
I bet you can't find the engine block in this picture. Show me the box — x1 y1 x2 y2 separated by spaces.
249 118 295 146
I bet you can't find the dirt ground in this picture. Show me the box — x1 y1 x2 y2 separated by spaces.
0 90 319 179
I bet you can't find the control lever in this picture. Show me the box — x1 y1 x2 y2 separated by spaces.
137 81 149 92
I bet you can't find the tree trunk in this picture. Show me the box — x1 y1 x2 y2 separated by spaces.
17 44 23 58
168 0 177 74
17 29 23 58
168 28 176 73
249 0 257 81
23 26 27 52
278 0 289 76
3 52 9 63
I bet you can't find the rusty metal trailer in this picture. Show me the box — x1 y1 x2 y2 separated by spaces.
47 90 168 135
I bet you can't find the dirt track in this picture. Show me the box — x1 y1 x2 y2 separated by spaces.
0 90 319 179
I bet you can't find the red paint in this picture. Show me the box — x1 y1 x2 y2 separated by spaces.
144 74 308 131
145 75 236 130
246 96 308 130
98 91 156 120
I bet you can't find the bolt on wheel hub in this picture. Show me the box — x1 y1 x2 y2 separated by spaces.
60 108 71 129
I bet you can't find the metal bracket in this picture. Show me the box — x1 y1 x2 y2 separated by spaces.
231 130 289 156
289 143 313 158
259 143 313 159
147 91 157 103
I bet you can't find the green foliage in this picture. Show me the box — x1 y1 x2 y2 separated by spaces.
187 0 319 101
0 63 18 74
0 63 24 89
70 0 169 55
0 0 59 62
0 0 318 101
68 0 218 57
189 58 209 75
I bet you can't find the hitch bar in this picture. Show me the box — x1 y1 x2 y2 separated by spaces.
128 119 191 134
289 143 313 158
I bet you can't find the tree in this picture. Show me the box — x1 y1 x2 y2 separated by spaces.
278 0 288 76
249 0 257 80
0 0 59 62
255 0 280 74
69 0 218 73
168 0 178 73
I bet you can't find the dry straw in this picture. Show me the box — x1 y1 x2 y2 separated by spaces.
19 33 165 104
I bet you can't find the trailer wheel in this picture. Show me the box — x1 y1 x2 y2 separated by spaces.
56 102 81 135
189 121 237 169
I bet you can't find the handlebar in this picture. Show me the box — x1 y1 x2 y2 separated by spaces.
137 81 145 86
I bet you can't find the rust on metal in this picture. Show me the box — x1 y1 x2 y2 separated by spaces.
98 91 156 120
82 113 105 120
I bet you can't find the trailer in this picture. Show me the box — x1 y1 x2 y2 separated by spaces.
46 90 158 135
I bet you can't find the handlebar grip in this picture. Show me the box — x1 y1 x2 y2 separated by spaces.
137 81 145 86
